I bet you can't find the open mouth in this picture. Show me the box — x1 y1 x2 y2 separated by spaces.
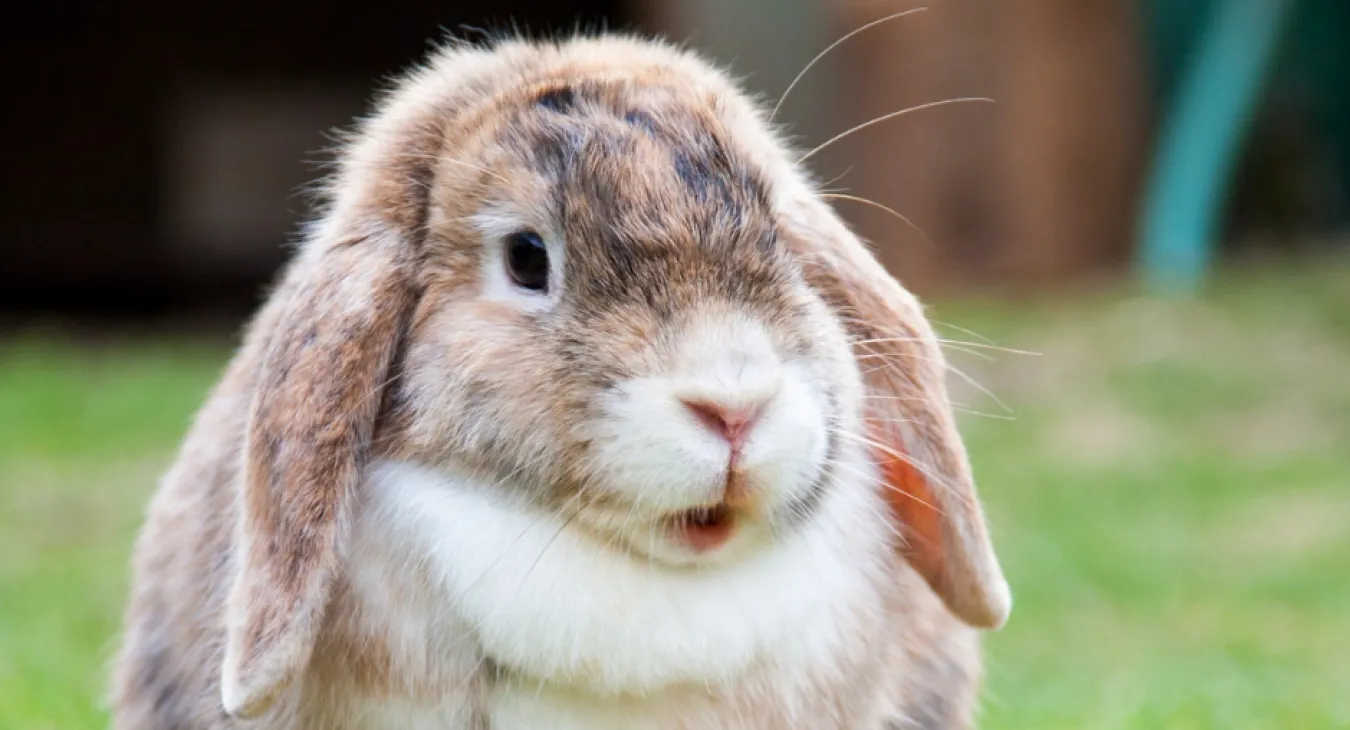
669 504 737 552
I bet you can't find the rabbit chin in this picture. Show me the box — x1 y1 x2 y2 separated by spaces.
345 454 893 702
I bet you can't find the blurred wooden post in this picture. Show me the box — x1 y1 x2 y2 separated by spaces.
996 0 1149 283
819 0 1150 293
811 0 999 293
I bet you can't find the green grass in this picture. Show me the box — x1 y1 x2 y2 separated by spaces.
2 262 1349 728
941 262 1350 729
0 336 230 728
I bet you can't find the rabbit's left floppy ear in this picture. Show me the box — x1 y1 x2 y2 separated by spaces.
220 230 418 718
219 82 444 717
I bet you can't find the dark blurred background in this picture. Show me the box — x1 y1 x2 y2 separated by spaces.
2 1 621 320
5 0 1347 325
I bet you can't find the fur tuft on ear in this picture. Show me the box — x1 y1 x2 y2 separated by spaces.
781 199 1011 630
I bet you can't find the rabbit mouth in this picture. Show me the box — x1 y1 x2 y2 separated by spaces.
668 504 737 552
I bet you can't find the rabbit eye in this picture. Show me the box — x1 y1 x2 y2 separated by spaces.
505 231 550 293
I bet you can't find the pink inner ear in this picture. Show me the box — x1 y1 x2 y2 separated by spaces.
869 419 946 587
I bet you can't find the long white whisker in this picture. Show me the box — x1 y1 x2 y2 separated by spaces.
458 481 586 597
830 450 944 515
828 428 967 511
931 319 998 346
771 7 930 121
851 336 1040 357
820 192 935 250
945 362 1015 416
860 393 1017 421
941 344 996 362
799 97 995 163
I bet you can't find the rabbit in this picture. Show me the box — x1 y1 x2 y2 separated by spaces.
110 33 1011 730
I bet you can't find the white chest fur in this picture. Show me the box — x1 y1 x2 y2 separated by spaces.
337 459 894 729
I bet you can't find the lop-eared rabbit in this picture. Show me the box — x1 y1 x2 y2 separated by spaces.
112 35 1010 730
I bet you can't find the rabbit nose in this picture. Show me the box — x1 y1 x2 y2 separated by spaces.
681 397 768 456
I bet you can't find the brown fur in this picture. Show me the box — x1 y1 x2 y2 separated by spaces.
112 34 1008 729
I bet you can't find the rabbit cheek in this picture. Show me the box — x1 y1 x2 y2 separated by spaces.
394 297 565 483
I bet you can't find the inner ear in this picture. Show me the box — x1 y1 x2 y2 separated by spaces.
869 417 947 595
859 358 1011 630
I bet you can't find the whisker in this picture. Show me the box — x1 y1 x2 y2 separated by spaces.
870 403 1014 423
458 485 587 598
931 319 998 346
861 395 1017 422
516 510 579 592
858 414 920 427
817 165 856 191
952 408 1016 421
828 428 971 511
820 192 935 250
851 336 1040 357
855 348 985 375
352 372 406 411
859 498 909 545
830 450 944 516
771 7 930 121
945 362 1015 416
940 344 996 362
853 349 940 367
799 97 995 164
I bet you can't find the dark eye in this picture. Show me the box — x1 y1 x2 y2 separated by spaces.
505 231 550 292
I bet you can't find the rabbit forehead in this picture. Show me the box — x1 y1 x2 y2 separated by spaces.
399 37 796 302
492 85 790 290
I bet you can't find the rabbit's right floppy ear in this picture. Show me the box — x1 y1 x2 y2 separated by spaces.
780 198 1011 630
220 229 416 718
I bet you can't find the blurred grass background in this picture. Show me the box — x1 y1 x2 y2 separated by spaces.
2 258 1347 729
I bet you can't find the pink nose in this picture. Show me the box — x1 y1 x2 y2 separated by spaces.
682 398 766 455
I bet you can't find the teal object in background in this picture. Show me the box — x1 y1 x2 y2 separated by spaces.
1137 0 1297 293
